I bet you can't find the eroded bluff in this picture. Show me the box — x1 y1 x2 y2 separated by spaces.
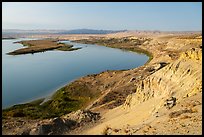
123 46 202 110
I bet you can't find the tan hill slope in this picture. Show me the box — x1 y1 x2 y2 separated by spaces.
78 34 202 135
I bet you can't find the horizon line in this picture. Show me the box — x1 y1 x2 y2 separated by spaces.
2 28 202 32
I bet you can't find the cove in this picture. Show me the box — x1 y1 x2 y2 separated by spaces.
2 38 149 109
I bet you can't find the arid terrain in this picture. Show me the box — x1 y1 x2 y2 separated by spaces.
2 32 202 135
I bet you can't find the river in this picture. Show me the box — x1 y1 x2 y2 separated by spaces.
2 38 148 108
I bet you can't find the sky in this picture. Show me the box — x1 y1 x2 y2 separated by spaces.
2 2 202 31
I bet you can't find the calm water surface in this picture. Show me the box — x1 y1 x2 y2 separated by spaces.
2 38 148 108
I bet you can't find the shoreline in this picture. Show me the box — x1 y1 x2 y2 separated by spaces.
72 37 153 63
2 37 152 118
2 45 150 110
2 34 202 135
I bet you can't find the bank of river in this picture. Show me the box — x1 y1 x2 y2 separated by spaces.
2 38 148 110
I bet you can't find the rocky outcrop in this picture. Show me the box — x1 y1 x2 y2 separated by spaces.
63 110 100 126
10 110 100 135
82 36 202 135
164 97 176 109
180 47 202 62
123 46 202 111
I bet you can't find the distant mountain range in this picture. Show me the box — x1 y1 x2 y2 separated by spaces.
57 29 127 34
2 29 127 35
2 29 201 39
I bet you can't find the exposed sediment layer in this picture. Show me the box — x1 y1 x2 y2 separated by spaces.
80 35 202 135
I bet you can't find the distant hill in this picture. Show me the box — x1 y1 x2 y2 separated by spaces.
2 29 127 35
57 29 127 34
2 29 201 38
2 29 63 34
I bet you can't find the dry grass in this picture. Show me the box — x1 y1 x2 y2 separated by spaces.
8 39 77 55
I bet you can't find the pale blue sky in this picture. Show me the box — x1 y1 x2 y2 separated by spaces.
2 2 202 31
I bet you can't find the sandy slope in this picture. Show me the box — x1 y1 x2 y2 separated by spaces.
76 33 202 135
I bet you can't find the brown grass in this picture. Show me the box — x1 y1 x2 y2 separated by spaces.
8 39 77 55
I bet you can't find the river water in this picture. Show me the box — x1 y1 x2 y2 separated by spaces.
2 38 148 108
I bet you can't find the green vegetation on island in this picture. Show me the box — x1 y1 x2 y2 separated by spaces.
56 43 82 51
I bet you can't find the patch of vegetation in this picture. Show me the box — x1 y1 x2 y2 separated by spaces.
2 98 45 119
56 44 82 51
20 42 35 47
2 81 100 120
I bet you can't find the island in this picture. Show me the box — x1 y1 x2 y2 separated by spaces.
7 39 81 55
2 37 16 40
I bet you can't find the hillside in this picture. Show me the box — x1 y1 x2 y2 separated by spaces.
79 35 202 135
